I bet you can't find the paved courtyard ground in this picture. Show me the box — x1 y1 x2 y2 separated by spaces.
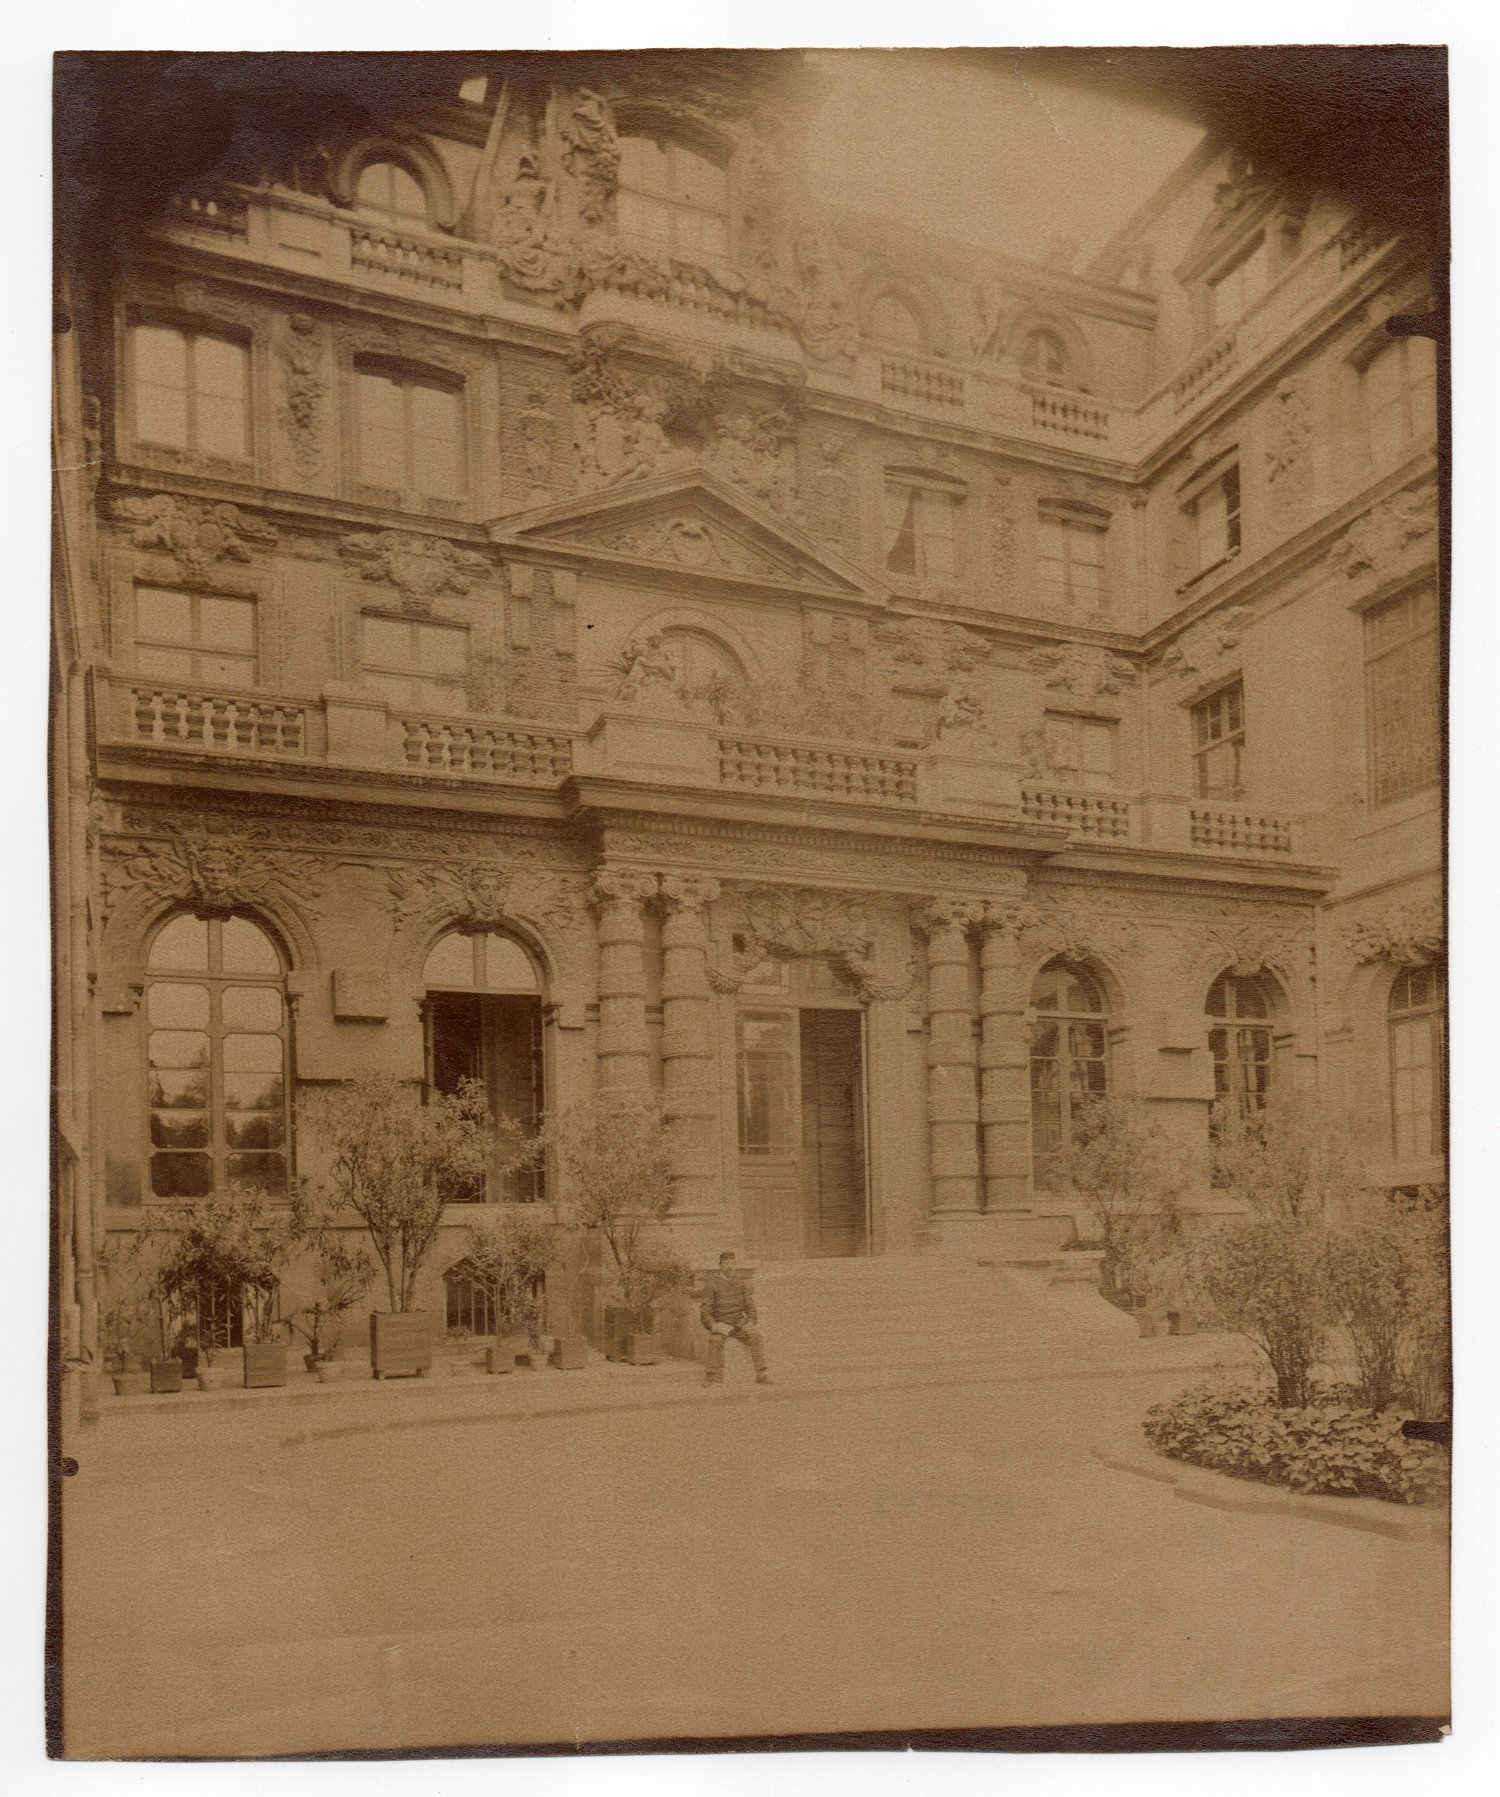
60 1362 1448 1757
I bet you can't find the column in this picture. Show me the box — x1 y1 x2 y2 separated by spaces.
658 875 722 1221
915 899 982 1218
588 868 659 1094
978 899 1034 1211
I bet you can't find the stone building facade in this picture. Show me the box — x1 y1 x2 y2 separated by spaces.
51 57 1443 1359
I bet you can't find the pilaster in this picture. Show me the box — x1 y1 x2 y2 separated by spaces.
977 897 1033 1212
588 868 659 1094
658 875 723 1222
914 898 984 1218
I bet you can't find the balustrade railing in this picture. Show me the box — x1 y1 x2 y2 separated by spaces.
1190 806 1292 855
879 355 966 411
1029 389 1111 442
719 736 918 804
1172 332 1241 412
397 716 572 781
1020 787 1132 840
127 686 306 757
589 247 793 335
166 186 249 242
348 225 464 290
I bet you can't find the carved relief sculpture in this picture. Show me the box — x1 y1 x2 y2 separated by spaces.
278 312 326 476
493 154 571 295
561 89 620 226
1345 899 1445 967
113 494 278 580
105 832 322 922
339 531 490 612
1263 378 1312 507
1030 643 1137 702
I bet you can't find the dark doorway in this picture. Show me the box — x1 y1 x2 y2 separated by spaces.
426 991 544 1201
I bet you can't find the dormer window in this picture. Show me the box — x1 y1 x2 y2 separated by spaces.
1020 329 1070 388
355 159 430 228
616 134 729 260
870 293 926 353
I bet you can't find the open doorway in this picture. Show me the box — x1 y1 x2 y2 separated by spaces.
422 929 545 1201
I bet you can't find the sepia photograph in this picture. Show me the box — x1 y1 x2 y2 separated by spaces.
46 38 1451 1761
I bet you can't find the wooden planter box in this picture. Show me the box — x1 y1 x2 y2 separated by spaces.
369 1311 434 1379
196 1364 236 1392
149 1357 183 1393
111 1370 150 1397
625 1332 661 1366
550 1335 589 1371
243 1343 288 1388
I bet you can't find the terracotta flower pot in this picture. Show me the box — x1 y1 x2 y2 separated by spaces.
369 1310 434 1379
315 1359 350 1384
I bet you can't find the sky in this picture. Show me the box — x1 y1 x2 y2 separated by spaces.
804 50 1206 267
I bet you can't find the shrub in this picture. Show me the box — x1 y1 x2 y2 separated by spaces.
300 1075 505 1313
462 1209 564 1345
1326 1186 1449 1417
1143 1381 1448 1507
1052 1096 1186 1293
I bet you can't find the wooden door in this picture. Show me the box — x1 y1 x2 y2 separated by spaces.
799 1009 867 1257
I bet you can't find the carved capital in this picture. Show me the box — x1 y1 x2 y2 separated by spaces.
589 868 660 909
659 875 723 914
914 897 985 938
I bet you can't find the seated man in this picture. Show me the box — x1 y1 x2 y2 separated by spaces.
699 1250 771 1386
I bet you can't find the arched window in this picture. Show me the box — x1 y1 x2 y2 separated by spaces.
616 133 729 260
145 913 289 1198
1206 972 1275 1115
443 1260 497 1337
1389 966 1445 1161
423 929 545 1201
1019 329 1070 388
355 159 430 228
1029 959 1108 1190
870 292 926 352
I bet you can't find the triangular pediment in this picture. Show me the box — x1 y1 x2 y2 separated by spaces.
488 469 886 601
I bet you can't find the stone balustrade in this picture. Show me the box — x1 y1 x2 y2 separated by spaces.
878 354 966 412
1172 332 1241 412
1029 387 1111 442
395 713 572 781
1020 787 1132 840
165 186 249 242
124 683 306 758
348 223 465 290
1189 806 1293 855
718 735 918 805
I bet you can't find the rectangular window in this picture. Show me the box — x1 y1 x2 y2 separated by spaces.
1037 512 1109 610
362 614 471 713
1363 336 1438 468
1042 714 1118 789
1191 679 1246 799
1183 463 1241 575
129 322 249 460
1390 1012 1442 1160
135 586 257 686
1365 586 1440 806
883 479 961 581
356 365 464 497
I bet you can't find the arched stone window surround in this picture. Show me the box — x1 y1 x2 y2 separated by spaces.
1025 954 1118 1191
104 881 320 987
855 270 951 357
138 906 295 1201
1001 306 1095 393
327 133 460 233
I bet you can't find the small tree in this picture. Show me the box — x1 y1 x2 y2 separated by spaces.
527 1095 690 1322
144 1190 308 1351
1053 1095 1185 1293
1189 1098 1356 1407
96 1233 167 1368
300 1074 502 1314
1327 1185 1450 1415
287 1196 377 1362
462 1209 563 1346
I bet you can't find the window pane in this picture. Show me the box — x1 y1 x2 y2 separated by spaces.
619 136 674 198
223 1033 282 1073
410 385 461 494
364 615 412 670
416 622 469 676
151 1111 209 1149
199 652 256 687
132 324 187 388
224 1070 285 1113
480 934 539 992
135 378 190 448
219 917 280 974
424 931 478 988
150 1030 209 1069
195 391 248 460
137 646 195 681
366 671 414 708
872 294 924 351
149 915 210 971
676 146 728 209
358 372 407 485
149 1068 208 1110
617 191 673 246
198 596 256 653
227 1151 286 1191
136 586 194 645
132 326 189 446
151 1151 213 1197
147 983 209 1029
389 165 427 223
225 1111 285 1149
222 986 283 1031
193 334 246 398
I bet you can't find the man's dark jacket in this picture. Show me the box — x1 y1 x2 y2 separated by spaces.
699 1269 757 1329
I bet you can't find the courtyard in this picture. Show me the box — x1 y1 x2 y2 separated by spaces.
60 1361 1448 1757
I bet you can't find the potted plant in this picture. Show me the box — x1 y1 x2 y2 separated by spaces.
441 1325 475 1374
460 1209 563 1375
97 1234 160 1396
300 1074 500 1380
286 1212 376 1379
1052 1096 1186 1312
527 1095 687 1366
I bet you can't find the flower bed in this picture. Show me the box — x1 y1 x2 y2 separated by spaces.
1142 1382 1448 1507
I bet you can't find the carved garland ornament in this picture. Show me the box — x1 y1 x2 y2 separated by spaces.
104 834 323 922
278 312 326 476
113 494 278 580
1344 900 1445 967
1030 643 1137 701
339 531 491 612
